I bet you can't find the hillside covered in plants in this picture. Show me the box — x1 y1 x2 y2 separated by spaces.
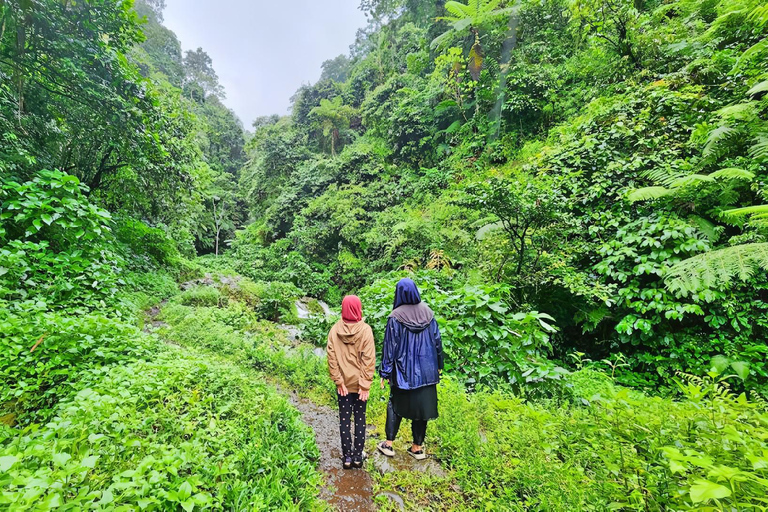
2 0 768 510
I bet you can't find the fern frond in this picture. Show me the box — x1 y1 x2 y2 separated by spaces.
668 174 714 188
749 135 768 160
430 30 456 49
639 167 687 187
708 167 755 181
721 204 768 222
748 3 768 27
747 79 768 97
441 1 475 20
666 243 768 294
703 125 737 158
715 102 757 121
627 186 673 202
733 38 768 72
691 216 721 241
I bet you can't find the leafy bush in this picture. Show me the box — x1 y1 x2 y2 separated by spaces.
0 348 322 510
114 217 180 269
0 309 156 424
0 170 120 310
424 366 768 511
175 285 222 307
359 271 567 393
222 279 301 323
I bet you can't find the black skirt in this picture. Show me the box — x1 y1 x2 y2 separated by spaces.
390 384 438 421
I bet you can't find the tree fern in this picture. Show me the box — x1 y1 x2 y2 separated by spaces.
715 101 758 121
628 169 753 202
733 38 768 72
666 243 768 295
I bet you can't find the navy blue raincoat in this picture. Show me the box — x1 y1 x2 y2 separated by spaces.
379 279 444 390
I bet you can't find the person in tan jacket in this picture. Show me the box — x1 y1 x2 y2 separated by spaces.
327 295 376 469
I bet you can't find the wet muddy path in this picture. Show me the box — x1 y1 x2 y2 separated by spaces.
285 389 375 511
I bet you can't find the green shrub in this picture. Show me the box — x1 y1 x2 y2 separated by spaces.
175 286 221 307
0 170 120 310
114 217 180 269
360 271 567 393
223 279 301 323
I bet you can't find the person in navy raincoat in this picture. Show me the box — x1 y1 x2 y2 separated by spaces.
376 278 443 460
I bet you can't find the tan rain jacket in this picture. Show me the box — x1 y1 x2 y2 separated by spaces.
327 319 376 393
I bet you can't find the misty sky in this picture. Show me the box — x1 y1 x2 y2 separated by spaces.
163 1 368 128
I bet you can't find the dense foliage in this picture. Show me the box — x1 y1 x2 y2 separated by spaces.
227 0 768 392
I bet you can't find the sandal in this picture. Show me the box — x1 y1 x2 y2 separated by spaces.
343 456 353 469
377 441 395 457
352 458 363 469
407 447 427 460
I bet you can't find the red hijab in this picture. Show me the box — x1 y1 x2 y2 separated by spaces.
341 295 363 323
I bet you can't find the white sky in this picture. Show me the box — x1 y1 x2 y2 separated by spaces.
163 0 368 127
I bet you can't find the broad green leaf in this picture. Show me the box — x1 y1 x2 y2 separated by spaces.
0 455 18 472
52 452 72 467
178 481 193 501
690 480 731 503
80 455 99 469
730 361 749 380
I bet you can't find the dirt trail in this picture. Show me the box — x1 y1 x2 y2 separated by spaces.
284 388 376 511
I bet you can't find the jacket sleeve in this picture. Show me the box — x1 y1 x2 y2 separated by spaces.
379 317 397 380
326 328 343 387
432 319 444 372
358 326 376 391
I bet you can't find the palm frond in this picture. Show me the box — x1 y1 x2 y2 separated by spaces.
666 243 768 295
627 186 673 202
703 125 737 158
708 167 755 181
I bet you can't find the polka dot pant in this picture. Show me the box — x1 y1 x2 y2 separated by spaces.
338 392 367 460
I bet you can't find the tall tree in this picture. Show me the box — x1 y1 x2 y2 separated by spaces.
183 47 224 100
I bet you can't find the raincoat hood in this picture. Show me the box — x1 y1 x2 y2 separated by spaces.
393 278 421 309
333 319 369 344
390 303 435 333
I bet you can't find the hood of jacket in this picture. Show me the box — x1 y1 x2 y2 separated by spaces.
389 302 435 333
333 319 369 344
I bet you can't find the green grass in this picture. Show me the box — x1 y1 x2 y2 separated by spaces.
0 345 323 510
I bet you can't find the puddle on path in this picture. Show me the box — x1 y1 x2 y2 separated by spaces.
285 389 375 512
